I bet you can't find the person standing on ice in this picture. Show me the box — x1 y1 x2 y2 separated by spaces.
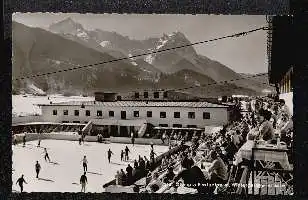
120 150 125 161
150 149 157 163
16 174 27 192
131 134 135 146
150 143 154 151
35 161 41 178
37 139 41 147
82 156 88 172
22 134 26 147
44 148 51 162
107 149 114 163
125 146 130 161
80 172 88 192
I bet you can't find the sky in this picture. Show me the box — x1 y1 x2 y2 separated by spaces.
12 13 268 74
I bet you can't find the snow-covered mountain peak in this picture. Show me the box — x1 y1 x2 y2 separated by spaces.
49 18 87 37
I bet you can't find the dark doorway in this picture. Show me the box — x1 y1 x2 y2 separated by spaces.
120 126 129 137
121 111 126 119
110 125 118 137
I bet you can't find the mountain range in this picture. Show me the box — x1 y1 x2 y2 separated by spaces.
12 18 274 97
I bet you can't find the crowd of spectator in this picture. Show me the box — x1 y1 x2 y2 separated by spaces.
137 96 293 194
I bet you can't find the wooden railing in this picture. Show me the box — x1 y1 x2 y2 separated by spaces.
250 147 293 195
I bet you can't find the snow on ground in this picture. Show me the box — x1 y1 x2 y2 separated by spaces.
12 95 94 117
100 41 110 47
12 140 168 193
144 54 155 65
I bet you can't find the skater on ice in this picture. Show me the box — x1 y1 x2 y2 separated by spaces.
131 135 135 146
80 172 88 192
78 136 82 145
22 134 26 147
120 150 125 161
124 146 130 161
82 156 88 172
44 148 51 162
16 174 27 192
37 138 41 147
107 148 114 163
35 161 41 178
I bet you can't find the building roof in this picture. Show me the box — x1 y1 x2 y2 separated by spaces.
36 101 229 108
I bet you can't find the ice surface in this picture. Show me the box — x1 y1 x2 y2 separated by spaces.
12 95 94 117
12 140 168 192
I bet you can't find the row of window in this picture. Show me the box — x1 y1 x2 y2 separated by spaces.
53 109 211 119
61 121 197 128
134 91 168 99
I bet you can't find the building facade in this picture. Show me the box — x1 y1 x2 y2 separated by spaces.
37 101 231 128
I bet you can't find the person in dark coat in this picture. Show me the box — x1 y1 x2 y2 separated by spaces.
120 150 125 161
107 149 114 163
134 159 139 168
80 172 88 192
22 135 26 147
126 164 133 185
35 161 41 178
16 174 27 192
44 148 51 162
125 146 130 161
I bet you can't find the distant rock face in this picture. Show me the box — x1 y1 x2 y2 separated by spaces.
12 18 274 97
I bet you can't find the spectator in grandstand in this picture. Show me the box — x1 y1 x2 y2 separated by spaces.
279 99 291 119
119 169 126 186
126 164 133 185
134 159 139 168
207 150 228 184
146 172 164 193
163 166 175 184
115 171 121 185
257 109 275 142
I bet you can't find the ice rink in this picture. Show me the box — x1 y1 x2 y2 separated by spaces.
12 140 169 192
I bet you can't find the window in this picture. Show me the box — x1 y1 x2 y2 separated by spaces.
74 110 79 116
84 121 88 124
121 111 126 119
53 110 57 115
159 124 168 127
188 112 195 119
187 125 197 128
85 110 91 116
135 92 139 99
97 110 102 117
160 112 166 118
109 111 114 117
174 112 180 118
134 111 139 117
163 92 168 98
63 110 68 115
154 92 159 98
203 112 210 119
62 121 69 123
73 121 80 123
147 111 152 118
144 92 148 98
173 124 182 128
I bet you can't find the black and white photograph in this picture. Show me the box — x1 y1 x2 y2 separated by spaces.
11 13 293 195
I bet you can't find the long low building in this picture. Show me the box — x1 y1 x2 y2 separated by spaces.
36 100 232 127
